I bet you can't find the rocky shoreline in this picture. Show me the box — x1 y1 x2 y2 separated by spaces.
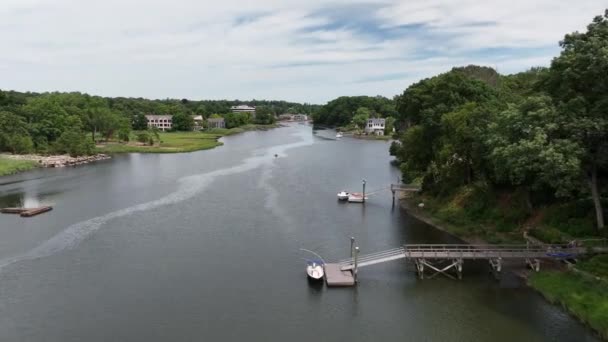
1 154 111 168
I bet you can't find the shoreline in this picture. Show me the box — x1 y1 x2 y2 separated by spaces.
0 124 281 177
399 196 607 340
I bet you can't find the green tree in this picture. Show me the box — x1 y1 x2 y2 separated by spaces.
172 112 194 131
545 10 608 229
487 96 583 207
55 129 95 157
133 113 149 130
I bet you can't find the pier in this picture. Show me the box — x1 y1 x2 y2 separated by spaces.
322 239 594 286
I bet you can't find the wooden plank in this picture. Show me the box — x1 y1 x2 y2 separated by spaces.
20 206 53 217
1 208 28 214
324 264 355 287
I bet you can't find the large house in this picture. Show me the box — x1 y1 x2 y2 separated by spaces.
293 114 308 121
231 104 256 118
192 115 204 131
365 118 385 135
207 117 225 129
146 115 173 131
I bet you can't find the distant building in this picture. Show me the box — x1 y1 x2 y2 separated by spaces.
207 117 225 129
146 115 173 131
278 114 294 121
231 105 256 114
365 118 385 135
192 115 204 131
293 114 308 121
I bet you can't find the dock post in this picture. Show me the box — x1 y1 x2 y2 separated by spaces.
354 247 359 283
362 179 366 204
350 237 355 258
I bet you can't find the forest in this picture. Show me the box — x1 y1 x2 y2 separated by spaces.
389 11 608 240
0 91 319 156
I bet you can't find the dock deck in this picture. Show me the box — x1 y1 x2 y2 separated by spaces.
324 264 355 287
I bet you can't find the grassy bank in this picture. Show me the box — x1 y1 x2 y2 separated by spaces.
401 185 608 338
0 157 38 176
96 124 279 154
529 271 608 339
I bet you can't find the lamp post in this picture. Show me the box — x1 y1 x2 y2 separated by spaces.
362 179 366 204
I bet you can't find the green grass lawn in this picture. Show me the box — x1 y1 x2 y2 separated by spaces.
96 131 224 154
0 157 38 176
96 124 279 154
529 271 608 339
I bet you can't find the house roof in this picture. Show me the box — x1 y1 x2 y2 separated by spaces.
368 118 386 124
230 105 255 110
192 115 203 121
145 114 172 119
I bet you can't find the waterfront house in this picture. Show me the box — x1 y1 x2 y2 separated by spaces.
192 115 203 131
146 115 173 131
278 114 294 121
231 105 256 114
293 114 308 121
365 118 385 135
207 117 226 129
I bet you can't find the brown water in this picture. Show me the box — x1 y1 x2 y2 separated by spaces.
0 123 599 341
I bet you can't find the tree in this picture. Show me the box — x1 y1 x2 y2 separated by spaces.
133 113 149 130
55 129 95 157
545 10 608 229
352 107 371 129
172 112 194 131
254 106 276 125
487 96 583 208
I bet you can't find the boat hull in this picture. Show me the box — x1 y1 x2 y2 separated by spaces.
306 265 324 280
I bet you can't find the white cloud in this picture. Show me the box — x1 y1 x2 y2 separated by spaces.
0 0 605 103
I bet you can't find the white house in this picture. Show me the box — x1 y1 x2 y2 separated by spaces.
365 118 385 135
192 115 204 131
207 117 225 129
231 105 256 115
292 114 308 121
146 115 173 131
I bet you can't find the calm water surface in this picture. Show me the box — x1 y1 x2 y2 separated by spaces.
0 124 599 341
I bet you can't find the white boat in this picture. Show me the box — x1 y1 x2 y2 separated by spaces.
337 191 350 201
306 262 324 280
336 132 343 138
348 192 368 203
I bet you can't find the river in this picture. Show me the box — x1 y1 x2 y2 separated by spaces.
0 123 599 341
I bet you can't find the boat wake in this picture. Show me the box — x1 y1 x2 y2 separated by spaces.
0 129 314 271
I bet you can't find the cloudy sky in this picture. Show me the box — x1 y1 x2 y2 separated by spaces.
1 0 605 104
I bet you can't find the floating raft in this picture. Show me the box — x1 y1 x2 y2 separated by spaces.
324 264 355 287
1 206 53 217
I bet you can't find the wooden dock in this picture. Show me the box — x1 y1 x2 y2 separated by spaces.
330 241 598 281
324 264 355 287
1 206 53 217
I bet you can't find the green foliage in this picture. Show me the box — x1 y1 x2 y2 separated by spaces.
172 112 194 131
254 106 276 125
224 112 250 128
55 129 95 157
132 113 148 130
0 157 38 176
578 255 608 279
529 271 608 339
541 200 606 237
312 96 396 127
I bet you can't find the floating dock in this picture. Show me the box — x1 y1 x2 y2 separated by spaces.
324 264 355 287
1 206 53 217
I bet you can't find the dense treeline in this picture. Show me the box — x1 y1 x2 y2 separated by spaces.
311 95 397 127
0 91 318 156
391 11 608 233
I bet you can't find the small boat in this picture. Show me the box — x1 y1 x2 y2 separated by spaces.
306 261 324 280
337 191 350 201
348 193 368 203
336 132 343 138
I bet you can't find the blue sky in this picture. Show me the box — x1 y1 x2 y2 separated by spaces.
0 0 605 104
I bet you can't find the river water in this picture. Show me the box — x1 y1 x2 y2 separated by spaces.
0 123 599 341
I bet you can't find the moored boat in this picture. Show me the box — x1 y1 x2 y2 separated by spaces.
337 191 350 201
336 132 343 138
306 261 324 280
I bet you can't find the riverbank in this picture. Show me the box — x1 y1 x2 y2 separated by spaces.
1 154 111 169
96 124 280 154
0 157 38 176
399 195 608 340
